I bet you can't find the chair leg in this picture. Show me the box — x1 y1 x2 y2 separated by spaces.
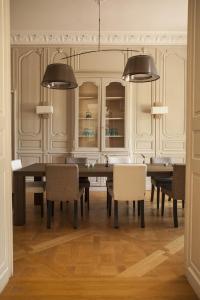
80 195 84 217
107 192 112 217
85 187 90 210
40 196 44 218
73 200 78 229
140 200 145 228
114 200 119 229
161 192 165 217
133 201 135 215
157 186 160 210
138 201 141 216
173 199 178 228
51 201 54 217
47 200 52 229
150 184 155 202
182 200 185 209
60 201 63 211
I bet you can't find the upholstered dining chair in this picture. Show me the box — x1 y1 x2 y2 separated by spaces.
65 157 90 209
106 156 131 214
108 164 146 228
150 157 172 209
46 164 84 229
11 159 45 217
161 164 185 227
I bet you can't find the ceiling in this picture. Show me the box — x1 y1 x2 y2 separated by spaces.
10 0 188 32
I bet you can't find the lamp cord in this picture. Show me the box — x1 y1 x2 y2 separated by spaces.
98 0 101 51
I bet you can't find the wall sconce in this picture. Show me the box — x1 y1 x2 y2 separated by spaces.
151 105 168 157
151 106 168 118
36 105 53 118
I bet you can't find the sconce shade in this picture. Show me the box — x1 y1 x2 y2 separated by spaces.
41 63 78 89
122 55 160 83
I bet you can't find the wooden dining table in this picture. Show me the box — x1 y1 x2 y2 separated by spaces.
13 163 173 226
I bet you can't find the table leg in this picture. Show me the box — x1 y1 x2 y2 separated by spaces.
34 176 43 206
13 173 25 225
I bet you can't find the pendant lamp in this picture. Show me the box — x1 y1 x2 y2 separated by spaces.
41 1 160 90
41 63 78 89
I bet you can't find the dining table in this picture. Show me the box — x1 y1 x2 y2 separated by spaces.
13 163 173 226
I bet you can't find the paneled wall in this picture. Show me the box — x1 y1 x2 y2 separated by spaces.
11 45 186 168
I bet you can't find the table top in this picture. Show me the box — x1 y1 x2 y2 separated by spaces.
13 163 173 177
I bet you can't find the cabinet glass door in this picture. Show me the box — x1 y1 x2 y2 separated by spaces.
78 81 99 149
104 82 125 149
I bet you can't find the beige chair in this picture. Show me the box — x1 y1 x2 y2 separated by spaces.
11 159 45 217
150 156 172 209
65 157 90 210
161 164 185 227
108 164 146 228
46 164 84 229
106 156 131 214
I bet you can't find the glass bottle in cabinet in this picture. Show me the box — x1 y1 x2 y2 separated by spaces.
75 80 100 150
103 81 126 149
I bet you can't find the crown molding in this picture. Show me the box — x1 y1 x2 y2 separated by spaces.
11 31 187 46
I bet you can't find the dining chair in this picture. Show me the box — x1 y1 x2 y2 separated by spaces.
11 159 45 217
161 164 185 227
46 164 84 229
150 157 172 209
65 157 90 210
108 164 146 228
106 156 132 213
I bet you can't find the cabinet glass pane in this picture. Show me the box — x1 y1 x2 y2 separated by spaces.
105 82 125 148
78 82 98 148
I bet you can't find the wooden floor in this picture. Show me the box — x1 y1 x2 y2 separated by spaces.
1 191 198 299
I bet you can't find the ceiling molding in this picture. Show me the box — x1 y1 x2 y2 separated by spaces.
11 31 187 46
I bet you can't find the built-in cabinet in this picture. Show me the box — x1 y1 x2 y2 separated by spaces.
75 78 128 152
11 45 187 187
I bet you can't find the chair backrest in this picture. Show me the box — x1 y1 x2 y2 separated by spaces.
150 157 172 165
65 157 88 165
46 164 79 202
108 156 131 164
11 159 22 171
113 164 146 201
172 164 186 201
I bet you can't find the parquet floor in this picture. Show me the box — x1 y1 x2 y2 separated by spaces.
1 191 198 299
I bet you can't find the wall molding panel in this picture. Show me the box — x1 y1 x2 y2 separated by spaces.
11 31 187 46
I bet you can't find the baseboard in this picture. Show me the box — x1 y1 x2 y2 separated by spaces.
186 267 200 299
0 267 10 294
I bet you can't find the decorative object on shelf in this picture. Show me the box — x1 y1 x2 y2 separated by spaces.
104 154 109 167
81 128 96 137
36 105 53 118
41 1 160 90
86 111 92 118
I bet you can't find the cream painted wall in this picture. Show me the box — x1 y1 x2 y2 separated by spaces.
10 0 188 32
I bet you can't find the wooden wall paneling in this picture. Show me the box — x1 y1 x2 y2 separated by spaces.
131 48 156 158
47 48 74 155
12 47 45 165
158 47 186 158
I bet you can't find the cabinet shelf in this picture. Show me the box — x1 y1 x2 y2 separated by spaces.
106 117 124 120
105 135 124 138
79 135 96 138
79 118 97 120
106 97 124 100
79 96 97 100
